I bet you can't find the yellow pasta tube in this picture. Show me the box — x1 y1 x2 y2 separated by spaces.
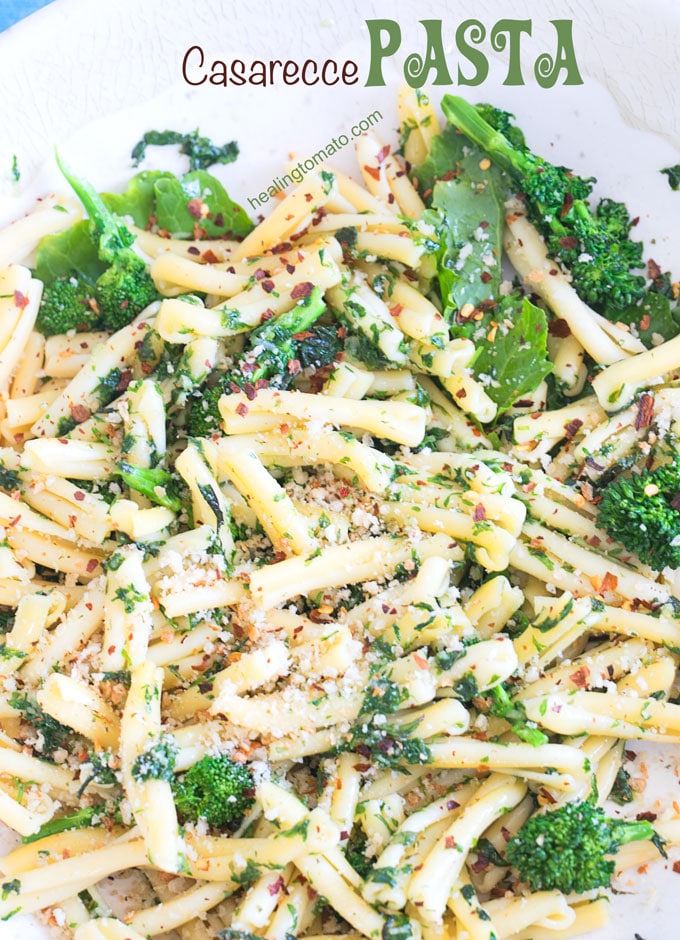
37 673 119 749
120 662 182 872
219 387 427 447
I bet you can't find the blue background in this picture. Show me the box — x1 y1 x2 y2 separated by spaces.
0 0 55 32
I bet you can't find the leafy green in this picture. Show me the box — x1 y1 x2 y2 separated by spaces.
469 294 553 413
33 220 106 286
154 170 253 239
102 170 174 228
131 129 239 172
606 290 679 345
417 167 505 314
661 164 680 190
8 692 72 755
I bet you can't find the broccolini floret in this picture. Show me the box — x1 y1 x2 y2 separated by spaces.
597 455 680 571
35 276 99 336
440 96 646 310
172 753 255 828
117 461 182 512
56 153 158 331
506 800 663 894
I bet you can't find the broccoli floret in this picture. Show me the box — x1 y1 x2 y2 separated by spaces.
8 691 72 755
172 754 255 829
506 800 663 893
440 96 645 311
94 257 158 331
474 103 527 151
597 455 680 571
55 153 158 331
36 276 100 336
131 736 178 783
117 461 182 512
484 684 549 747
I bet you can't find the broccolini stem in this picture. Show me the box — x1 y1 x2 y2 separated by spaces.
55 150 136 261
440 95 530 177
117 461 181 512
612 818 659 847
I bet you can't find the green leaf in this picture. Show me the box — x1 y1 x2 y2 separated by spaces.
410 125 468 197
607 291 679 345
131 129 239 172
154 170 253 239
470 295 553 414
33 220 106 286
661 164 680 190
101 171 174 228
415 154 506 314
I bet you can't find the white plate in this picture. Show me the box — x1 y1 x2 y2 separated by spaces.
0 0 679 937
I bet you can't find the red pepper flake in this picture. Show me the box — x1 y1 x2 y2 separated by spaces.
640 313 651 331
473 503 486 522
558 235 579 251
201 249 219 264
268 875 286 896
560 192 574 217
673 860 680 874
636 811 657 822
70 404 90 424
564 418 583 440
387 193 395 204
287 359 301 375
243 383 257 401
538 787 558 805
647 258 662 281
480 271 492 283
441 169 459 182
363 164 381 181
270 241 294 254
73 491 86 502
286 263 296 275
186 198 205 220
569 666 590 689
86 558 99 573
187 246 200 256
235 403 249 417
13 290 29 310
548 318 571 338
635 392 654 431
445 836 457 849
455 388 467 399
260 308 275 322
353 763 371 772
600 571 619 593
261 279 275 293
292 330 313 340
624 749 636 761
291 281 314 300
304 192 313 202
413 653 428 670
338 485 351 498
377 144 390 163
471 855 491 873
312 206 327 226
253 268 268 280
115 369 133 393
447 800 459 811
389 303 404 318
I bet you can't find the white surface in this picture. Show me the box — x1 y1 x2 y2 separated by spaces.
0 0 679 937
